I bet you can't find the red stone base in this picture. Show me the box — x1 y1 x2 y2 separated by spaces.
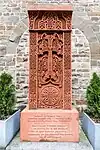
20 106 79 142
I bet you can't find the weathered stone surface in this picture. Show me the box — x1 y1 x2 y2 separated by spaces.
96 33 100 42
9 22 27 43
81 25 97 42
91 16 99 22
90 42 100 55
6 41 17 54
8 16 19 24
0 57 5 66
91 60 97 66
0 25 5 30
22 17 28 27
97 60 100 67
9 33 20 43
92 24 99 32
6 55 15 66
0 45 6 56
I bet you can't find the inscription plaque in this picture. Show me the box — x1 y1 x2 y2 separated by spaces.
21 108 79 142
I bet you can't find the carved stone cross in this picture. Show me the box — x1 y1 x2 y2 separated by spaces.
38 33 63 88
28 6 72 109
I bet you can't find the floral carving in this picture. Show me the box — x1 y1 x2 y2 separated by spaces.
38 12 62 29
28 11 72 30
38 33 63 88
62 12 72 30
40 85 60 106
28 11 38 30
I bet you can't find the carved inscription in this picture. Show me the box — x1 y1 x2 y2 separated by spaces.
27 113 73 140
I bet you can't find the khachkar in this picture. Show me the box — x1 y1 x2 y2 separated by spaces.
20 4 79 142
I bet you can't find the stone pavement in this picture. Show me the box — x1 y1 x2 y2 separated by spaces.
6 127 93 150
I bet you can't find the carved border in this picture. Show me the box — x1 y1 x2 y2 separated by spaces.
64 32 72 109
28 11 72 30
29 32 37 109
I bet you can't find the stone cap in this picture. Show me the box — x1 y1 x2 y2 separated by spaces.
28 4 73 11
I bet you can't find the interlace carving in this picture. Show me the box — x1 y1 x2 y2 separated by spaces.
38 12 62 29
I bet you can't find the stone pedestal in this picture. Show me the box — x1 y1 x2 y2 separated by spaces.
20 4 79 142
21 107 79 142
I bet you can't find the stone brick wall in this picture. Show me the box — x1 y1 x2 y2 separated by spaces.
0 0 100 110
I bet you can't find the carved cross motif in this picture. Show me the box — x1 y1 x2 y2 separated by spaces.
38 33 63 88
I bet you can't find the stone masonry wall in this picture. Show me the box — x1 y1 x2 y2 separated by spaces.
0 0 100 110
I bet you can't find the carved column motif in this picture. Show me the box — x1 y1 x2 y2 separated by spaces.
29 32 37 109
64 32 72 109
28 10 72 109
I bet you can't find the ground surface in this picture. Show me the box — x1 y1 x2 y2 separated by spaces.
6 127 93 150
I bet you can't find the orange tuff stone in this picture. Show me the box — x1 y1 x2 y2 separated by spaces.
28 5 72 109
20 107 79 142
20 4 79 142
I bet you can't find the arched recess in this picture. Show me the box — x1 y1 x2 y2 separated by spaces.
7 12 99 59
15 27 91 108
72 12 100 60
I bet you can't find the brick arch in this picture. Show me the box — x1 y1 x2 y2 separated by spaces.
73 14 97 42
7 13 99 58
7 19 28 54
72 12 100 60
15 27 91 108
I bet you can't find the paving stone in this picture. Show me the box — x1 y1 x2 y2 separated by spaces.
6 128 93 150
